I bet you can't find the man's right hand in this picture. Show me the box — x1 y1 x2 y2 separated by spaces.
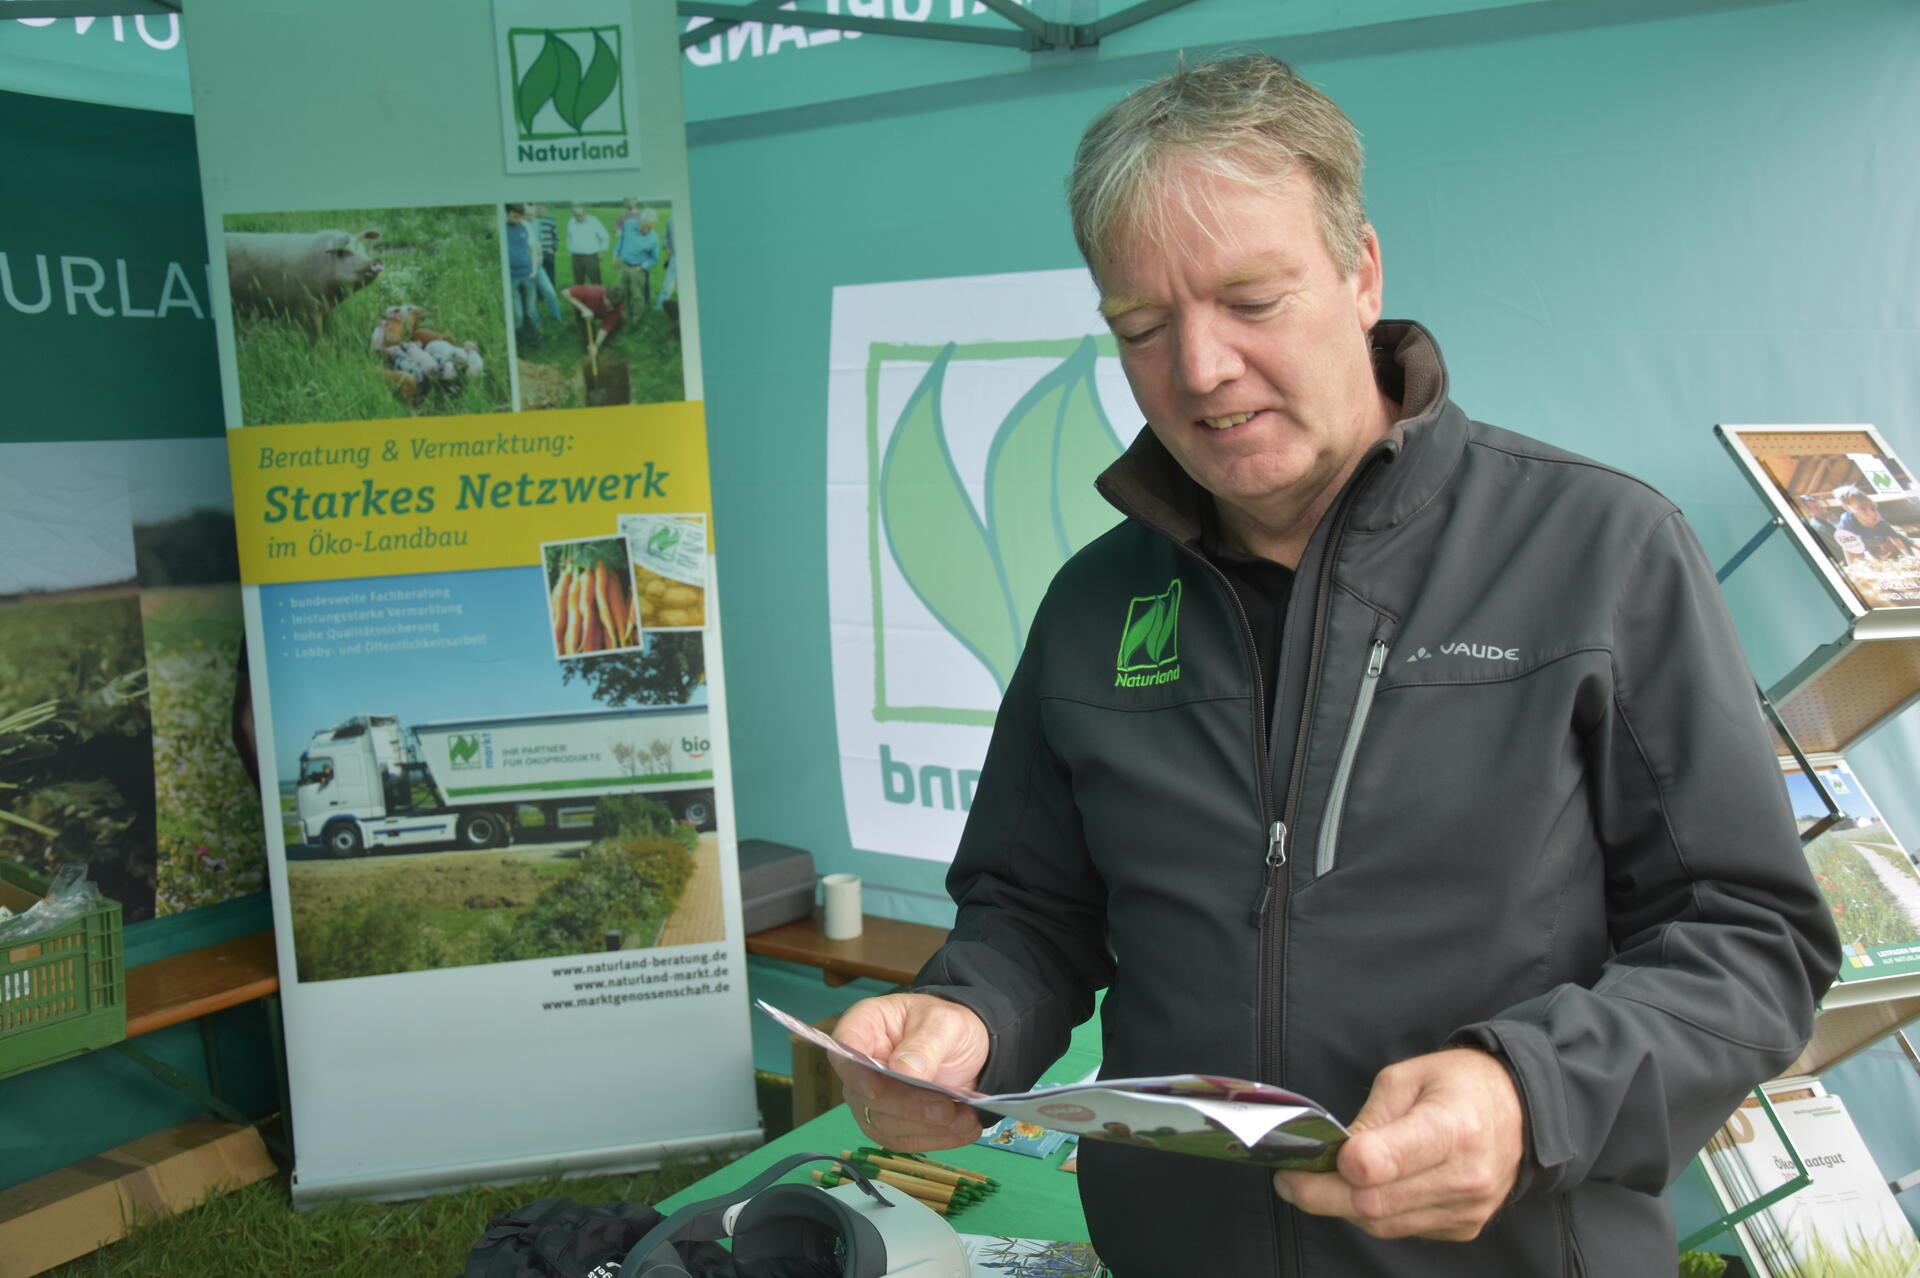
832 993 990 1152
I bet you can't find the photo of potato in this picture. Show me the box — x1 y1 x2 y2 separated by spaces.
631 565 705 631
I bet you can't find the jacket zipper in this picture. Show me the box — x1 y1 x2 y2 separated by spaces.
1098 442 1393 1278
1314 639 1387 877
1555 1195 1588 1278
1257 453 1389 1092
1161 550 1277 921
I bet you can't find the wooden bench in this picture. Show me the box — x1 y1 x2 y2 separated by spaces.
125 932 279 1039
744 912 947 988
111 932 287 1155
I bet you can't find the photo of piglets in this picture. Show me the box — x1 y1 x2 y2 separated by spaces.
222 205 510 426
225 228 383 338
369 305 488 405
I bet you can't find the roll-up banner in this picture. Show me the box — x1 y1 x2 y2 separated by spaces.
185 0 757 1202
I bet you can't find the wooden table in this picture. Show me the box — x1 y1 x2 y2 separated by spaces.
744 912 947 987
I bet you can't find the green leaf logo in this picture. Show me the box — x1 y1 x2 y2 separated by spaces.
880 337 1123 693
1117 579 1182 672
572 33 620 130
647 525 682 556
448 734 481 766
512 28 623 138
516 36 562 134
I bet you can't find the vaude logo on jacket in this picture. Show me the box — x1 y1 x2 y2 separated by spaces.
1115 579 1181 686
1405 641 1520 663
494 3 636 175
826 269 1130 859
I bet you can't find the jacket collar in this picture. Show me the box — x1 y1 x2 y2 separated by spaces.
1094 319 1467 543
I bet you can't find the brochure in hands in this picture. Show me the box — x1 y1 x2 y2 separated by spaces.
756 1000 1349 1170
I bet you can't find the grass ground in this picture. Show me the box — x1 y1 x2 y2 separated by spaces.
515 203 682 409
43 1162 718 1277
46 1075 796 1277
226 205 512 426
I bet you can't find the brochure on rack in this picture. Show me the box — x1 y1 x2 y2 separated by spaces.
1720 424 1920 619
1780 759 1920 985
757 1000 1348 1170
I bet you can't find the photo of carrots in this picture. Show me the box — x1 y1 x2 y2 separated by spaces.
630 564 706 631
543 537 642 658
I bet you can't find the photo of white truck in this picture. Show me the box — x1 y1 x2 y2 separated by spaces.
294 707 715 856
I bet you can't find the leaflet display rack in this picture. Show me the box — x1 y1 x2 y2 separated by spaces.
1718 425 1920 758
1716 424 1920 1056
1692 425 1920 1261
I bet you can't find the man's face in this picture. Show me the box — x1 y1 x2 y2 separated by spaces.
572 205 586 220
507 209 524 224
1097 163 1385 518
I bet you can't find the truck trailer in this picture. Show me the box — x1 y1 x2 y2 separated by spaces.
294 708 715 856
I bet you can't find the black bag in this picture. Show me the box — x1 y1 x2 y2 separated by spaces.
463 1193 848 1278
463 1197 701 1278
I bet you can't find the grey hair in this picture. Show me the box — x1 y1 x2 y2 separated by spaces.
1068 53 1368 276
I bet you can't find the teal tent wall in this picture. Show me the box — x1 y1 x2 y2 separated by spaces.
693 0 1920 906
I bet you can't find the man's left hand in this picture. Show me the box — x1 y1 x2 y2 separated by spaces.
1273 1047 1524 1242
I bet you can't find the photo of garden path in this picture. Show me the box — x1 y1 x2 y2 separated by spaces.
286 793 720 982
1805 823 1920 957
656 829 723 947
225 205 512 426
512 201 682 411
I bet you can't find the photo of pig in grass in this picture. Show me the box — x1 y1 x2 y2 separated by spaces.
544 536 641 660
223 205 510 426
512 199 683 411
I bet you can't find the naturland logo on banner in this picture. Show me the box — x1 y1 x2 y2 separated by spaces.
825 269 1136 862
494 5 637 176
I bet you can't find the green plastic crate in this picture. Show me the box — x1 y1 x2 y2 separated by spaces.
0 860 126 1081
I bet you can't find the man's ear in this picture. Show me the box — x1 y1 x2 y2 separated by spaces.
1352 224 1384 332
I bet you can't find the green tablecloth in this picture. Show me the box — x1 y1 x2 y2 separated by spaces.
659 1008 1105 1245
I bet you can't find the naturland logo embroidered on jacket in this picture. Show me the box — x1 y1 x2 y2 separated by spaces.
1115 578 1182 687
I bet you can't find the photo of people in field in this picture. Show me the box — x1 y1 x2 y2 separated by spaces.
223 205 511 425
507 199 683 410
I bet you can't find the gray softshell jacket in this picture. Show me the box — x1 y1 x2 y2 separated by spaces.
914 321 1842 1277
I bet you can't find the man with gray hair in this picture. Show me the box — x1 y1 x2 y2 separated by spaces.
833 54 1838 1275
